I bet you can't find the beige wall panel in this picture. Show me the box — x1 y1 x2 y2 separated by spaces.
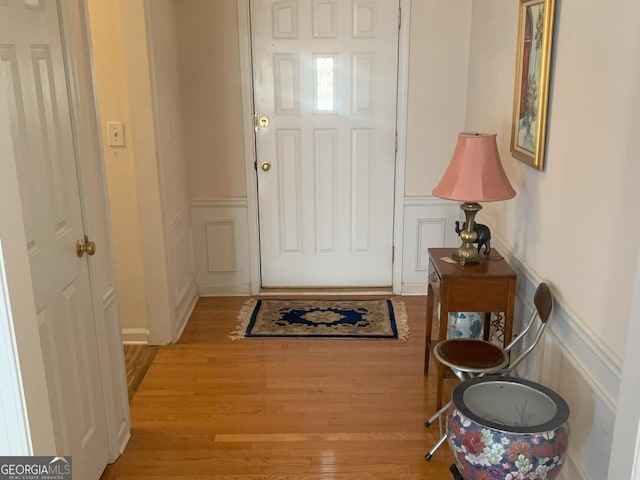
86 0 149 332
404 0 472 196
175 0 246 199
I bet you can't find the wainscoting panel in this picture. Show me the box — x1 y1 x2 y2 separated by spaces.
401 196 460 294
205 221 237 272
191 198 252 295
101 289 131 455
167 204 198 339
492 236 620 480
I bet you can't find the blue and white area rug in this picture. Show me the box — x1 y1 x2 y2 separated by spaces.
230 299 408 341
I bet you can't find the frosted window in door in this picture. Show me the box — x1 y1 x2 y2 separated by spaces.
314 55 336 113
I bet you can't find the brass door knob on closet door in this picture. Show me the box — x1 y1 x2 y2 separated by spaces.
76 235 96 257
260 161 272 172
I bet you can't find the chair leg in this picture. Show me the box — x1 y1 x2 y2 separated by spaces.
424 399 451 460
424 400 451 427
425 433 447 461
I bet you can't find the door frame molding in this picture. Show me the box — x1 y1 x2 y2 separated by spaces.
237 0 410 295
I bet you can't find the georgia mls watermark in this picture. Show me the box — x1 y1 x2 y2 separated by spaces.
0 457 72 480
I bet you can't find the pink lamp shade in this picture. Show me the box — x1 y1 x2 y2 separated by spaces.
433 133 516 202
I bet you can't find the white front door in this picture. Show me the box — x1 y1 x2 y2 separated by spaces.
0 1 109 477
251 0 400 287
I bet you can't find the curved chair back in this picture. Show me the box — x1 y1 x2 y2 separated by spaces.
534 282 553 323
505 282 554 373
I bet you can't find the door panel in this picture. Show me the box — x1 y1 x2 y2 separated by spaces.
252 0 399 287
0 1 109 477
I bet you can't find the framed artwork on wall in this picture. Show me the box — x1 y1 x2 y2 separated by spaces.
510 0 556 171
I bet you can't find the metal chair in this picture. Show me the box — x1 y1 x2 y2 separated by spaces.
424 282 554 461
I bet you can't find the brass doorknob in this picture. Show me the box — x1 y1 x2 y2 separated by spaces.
260 161 272 171
76 235 96 257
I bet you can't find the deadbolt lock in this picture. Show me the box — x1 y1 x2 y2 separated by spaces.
254 113 270 131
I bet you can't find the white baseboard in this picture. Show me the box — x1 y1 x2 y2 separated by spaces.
401 282 427 295
174 282 198 342
121 328 150 345
117 431 130 457
198 284 252 296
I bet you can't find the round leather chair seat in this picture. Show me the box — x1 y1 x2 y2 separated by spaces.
434 339 509 372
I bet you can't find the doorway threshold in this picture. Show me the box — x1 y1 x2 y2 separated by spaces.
259 287 393 296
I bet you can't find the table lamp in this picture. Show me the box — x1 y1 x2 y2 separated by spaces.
433 133 516 264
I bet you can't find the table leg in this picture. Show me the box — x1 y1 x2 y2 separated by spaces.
483 313 491 341
424 284 434 375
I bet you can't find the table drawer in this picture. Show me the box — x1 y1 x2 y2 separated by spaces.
448 278 511 311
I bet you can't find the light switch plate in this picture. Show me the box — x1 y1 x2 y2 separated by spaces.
107 121 125 147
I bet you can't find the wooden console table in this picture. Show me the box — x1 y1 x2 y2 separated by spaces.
424 248 516 409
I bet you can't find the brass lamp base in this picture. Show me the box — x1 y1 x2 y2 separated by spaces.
452 202 483 265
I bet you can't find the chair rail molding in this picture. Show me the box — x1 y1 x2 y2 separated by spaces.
191 197 248 209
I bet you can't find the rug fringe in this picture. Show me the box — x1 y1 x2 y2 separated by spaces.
229 298 257 340
392 299 409 342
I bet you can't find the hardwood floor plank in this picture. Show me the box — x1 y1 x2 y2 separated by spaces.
124 345 160 400
101 295 455 479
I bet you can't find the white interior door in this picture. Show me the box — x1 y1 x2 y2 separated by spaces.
251 0 400 287
0 1 109 477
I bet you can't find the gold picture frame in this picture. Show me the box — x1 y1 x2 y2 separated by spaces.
510 0 556 171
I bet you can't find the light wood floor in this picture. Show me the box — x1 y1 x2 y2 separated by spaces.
101 295 456 479
123 345 159 401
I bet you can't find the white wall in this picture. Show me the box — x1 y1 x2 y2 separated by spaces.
87 0 150 340
464 1 640 477
87 0 197 343
174 1 252 294
401 1 472 291
176 0 246 199
146 0 198 340
119 0 176 345
466 0 640 359
404 0 472 195
608 249 640 479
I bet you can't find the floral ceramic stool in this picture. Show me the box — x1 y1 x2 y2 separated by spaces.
446 376 570 480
